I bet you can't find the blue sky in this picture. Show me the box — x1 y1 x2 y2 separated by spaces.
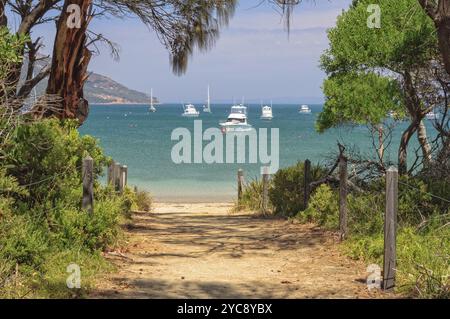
27 0 353 103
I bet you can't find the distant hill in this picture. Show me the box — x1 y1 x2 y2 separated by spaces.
83 73 156 104
31 58 158 104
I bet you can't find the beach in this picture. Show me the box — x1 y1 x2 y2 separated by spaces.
91 202 387 298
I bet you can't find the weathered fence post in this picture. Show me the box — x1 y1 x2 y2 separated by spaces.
383 167 398 291
118 165 128 193
82 156 94 214
113 162 121 191
262 166 270 214
339 155 348 241
122 165 128 187
237 169 244 208
107 161 114 186
304 159 311 209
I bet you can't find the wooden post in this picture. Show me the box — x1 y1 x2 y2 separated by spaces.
304 159 311 210
262 166 269 214
237 169 244 208
82 156 94 214
383 167 398 291
122 165 128 187
113 162 121 192
118 165 128 193
107 161 114 185
339 155 348 241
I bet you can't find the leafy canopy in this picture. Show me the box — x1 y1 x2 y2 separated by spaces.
317 0 437 132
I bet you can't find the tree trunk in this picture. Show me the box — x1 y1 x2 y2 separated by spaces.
417 120 433 166
0 1 7 27
44 0 92 124
398 121 418 175
437 20 450 76
419 0 450 76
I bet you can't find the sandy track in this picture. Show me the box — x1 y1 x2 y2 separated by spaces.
91 203 386 299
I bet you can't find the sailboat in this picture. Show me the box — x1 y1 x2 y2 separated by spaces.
203 85 212 113
149 88 156 112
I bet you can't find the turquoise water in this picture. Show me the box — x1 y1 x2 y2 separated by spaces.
78 104 427 201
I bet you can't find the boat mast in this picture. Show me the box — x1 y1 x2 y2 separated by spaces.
207 85 210 111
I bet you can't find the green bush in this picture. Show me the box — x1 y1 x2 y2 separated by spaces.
0 119 129 298
233 178 269 213
0 212 48 270
134 189 153 212
298 184 339 229
4 119 109 208
270 161 327 216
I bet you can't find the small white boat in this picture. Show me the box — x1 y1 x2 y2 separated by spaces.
426 111 439 120
220 104 252 133
203 85 212 113
299 104 311 114
182 103 200 117
260 102 273 120
149 88 156 112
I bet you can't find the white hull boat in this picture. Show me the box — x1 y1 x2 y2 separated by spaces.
299 104 311 114
260 103 273 120
182 103 200 117
220 104 252 133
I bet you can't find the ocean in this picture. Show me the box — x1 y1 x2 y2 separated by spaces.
78 104 429 202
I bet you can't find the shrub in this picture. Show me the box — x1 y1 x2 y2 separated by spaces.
0 212 49 270
134 189 153 212
233 177 269 213
270 161 327 216
4 119 109 208
298 184 339 229
0 119 128 298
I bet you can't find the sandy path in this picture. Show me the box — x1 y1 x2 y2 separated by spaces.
91 203 385 298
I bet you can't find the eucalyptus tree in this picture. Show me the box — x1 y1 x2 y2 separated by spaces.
418 0 450 76
318 0 445 175
2 0 237 123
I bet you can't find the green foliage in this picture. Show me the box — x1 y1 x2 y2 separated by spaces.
0 212 48 270
4 119 109 207
133 189 153 212
298 184 339 229
289 163 449 298
343 227 449 298
0 119 131 298
0 27 28 79
233 178 268 213
317 72 403 132
318 0 437 131
269 162 327 216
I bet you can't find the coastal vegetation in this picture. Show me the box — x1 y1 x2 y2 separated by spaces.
0 26 151 298
0 0 238 298
236 0 449 298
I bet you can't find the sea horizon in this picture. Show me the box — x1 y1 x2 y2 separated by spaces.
78 103 429 202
